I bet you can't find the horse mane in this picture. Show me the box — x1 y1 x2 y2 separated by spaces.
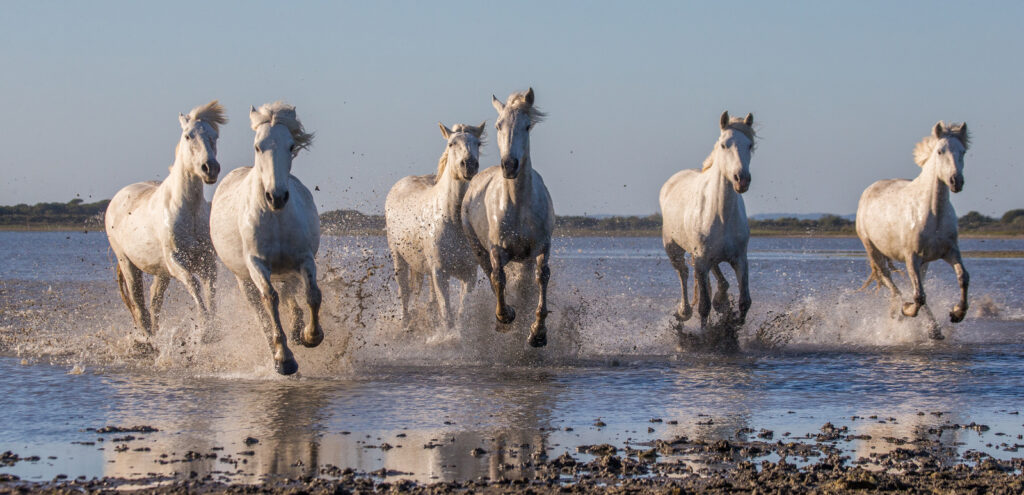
505 90 547 124
189 100 228 133
913 122 971 167
702 118 757 172
250 101 315 155
436 124 486 182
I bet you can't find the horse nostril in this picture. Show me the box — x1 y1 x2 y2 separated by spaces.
283 191 289 203
201 163 210 174
265 192 274 204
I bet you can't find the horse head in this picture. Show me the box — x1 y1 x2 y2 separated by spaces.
922 121 969 193
439 121 485 181
492 87 545 179
177 100 226 184
249 102 314 210
715 111 755 193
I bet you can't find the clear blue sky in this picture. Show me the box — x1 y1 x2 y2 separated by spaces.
1 1 1020 216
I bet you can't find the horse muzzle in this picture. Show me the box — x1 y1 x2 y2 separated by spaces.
733 173 751 193
501 158 520 179
463 158 479 180
265 190 290 210
201 160 220 184
949 175 964 193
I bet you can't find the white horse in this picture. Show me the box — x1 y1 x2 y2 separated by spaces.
462 88 554 347
856 121 970 339
209 102 321 375
385 122 485 327
660 111 756 330
105 101 226 337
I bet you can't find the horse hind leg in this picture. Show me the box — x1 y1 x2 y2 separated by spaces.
860 244 904 318
664 242 692 323
298 258 324 348
148 275 170 333
429 270 452 327
117 259 152 336
393 255 413 324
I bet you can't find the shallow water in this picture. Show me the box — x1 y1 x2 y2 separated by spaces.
1 232 1022 483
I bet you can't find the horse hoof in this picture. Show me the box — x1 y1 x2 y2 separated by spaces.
902 302 920 317
276 358 299 376
675 308 692 323
301 327 324 348
949 308 966 323
528 331 547 348
496 306 516 325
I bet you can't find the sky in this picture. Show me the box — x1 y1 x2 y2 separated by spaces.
0 1 1021 217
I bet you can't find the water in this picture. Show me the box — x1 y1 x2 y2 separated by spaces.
1 231 1022 483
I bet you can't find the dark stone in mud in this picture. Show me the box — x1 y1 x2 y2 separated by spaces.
469 447 486 457
243 436 259 445
94 425 158 434
576 444 617 456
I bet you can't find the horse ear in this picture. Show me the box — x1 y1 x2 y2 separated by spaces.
744 113 753 126
438 122 452 140
720 111 730 130
525 87 535 105
472 121 487 138
249 105 262 130
932 121 945 138
178 113 190 128
492 95 504 112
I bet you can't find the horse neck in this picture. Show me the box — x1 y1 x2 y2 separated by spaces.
502 153 534 205
701 162 740 219
910 161 951 216
162 153 205 210
433 162 468 219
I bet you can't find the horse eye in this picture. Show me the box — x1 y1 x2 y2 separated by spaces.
938 149 945 155
255 145 261 153
290 144 296 152
721 143 726 149
185 135 192 140
448 142 454 148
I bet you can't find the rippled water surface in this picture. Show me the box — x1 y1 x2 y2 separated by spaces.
1 232 1022 483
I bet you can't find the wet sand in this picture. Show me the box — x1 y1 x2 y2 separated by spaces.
3 420 1022 493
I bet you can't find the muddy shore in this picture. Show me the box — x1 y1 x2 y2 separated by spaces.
3 421 1021 494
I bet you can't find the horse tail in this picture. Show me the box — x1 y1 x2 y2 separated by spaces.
114 261 132 311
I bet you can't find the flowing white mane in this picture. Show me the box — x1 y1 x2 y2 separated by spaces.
188 100 228 133
702 118 757 172
913 122 970 167
503 90 547 123
437 124 486 179
250 101 315 155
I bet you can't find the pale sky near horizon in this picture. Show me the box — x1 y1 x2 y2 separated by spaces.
1 1 1021 216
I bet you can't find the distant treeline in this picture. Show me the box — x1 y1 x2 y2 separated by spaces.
2 199 1022 236
0 198 109 229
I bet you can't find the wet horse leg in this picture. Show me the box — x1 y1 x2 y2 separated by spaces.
429 269 451 327
902 255 926 318
693 258 712 329
118 259 152 335
710 264 731 314
943 248 969 323
298 257 324 348
528 246 551 348
730 255 751 324
148 275 169 332
489 247 515 325
664 242 692 323
245 258 297 375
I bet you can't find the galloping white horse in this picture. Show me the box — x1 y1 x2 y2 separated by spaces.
856 121 970 339
210 102 321 375
105 101 226 336
385 122 485 327
462 88 554 347
660 111 756 330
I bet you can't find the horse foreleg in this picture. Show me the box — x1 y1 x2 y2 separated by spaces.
299 258 324 348
201 262 217 320
944 249 969 323
393 255 413 324
902 255 926 318
246 258 297 375
148 275 170 333
489 248 515 325
429 270 451 327
664 242 692 323
167 252 210 324
730 256 751 324
456 276 475 322
710 264 730 314
528 248 551 348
